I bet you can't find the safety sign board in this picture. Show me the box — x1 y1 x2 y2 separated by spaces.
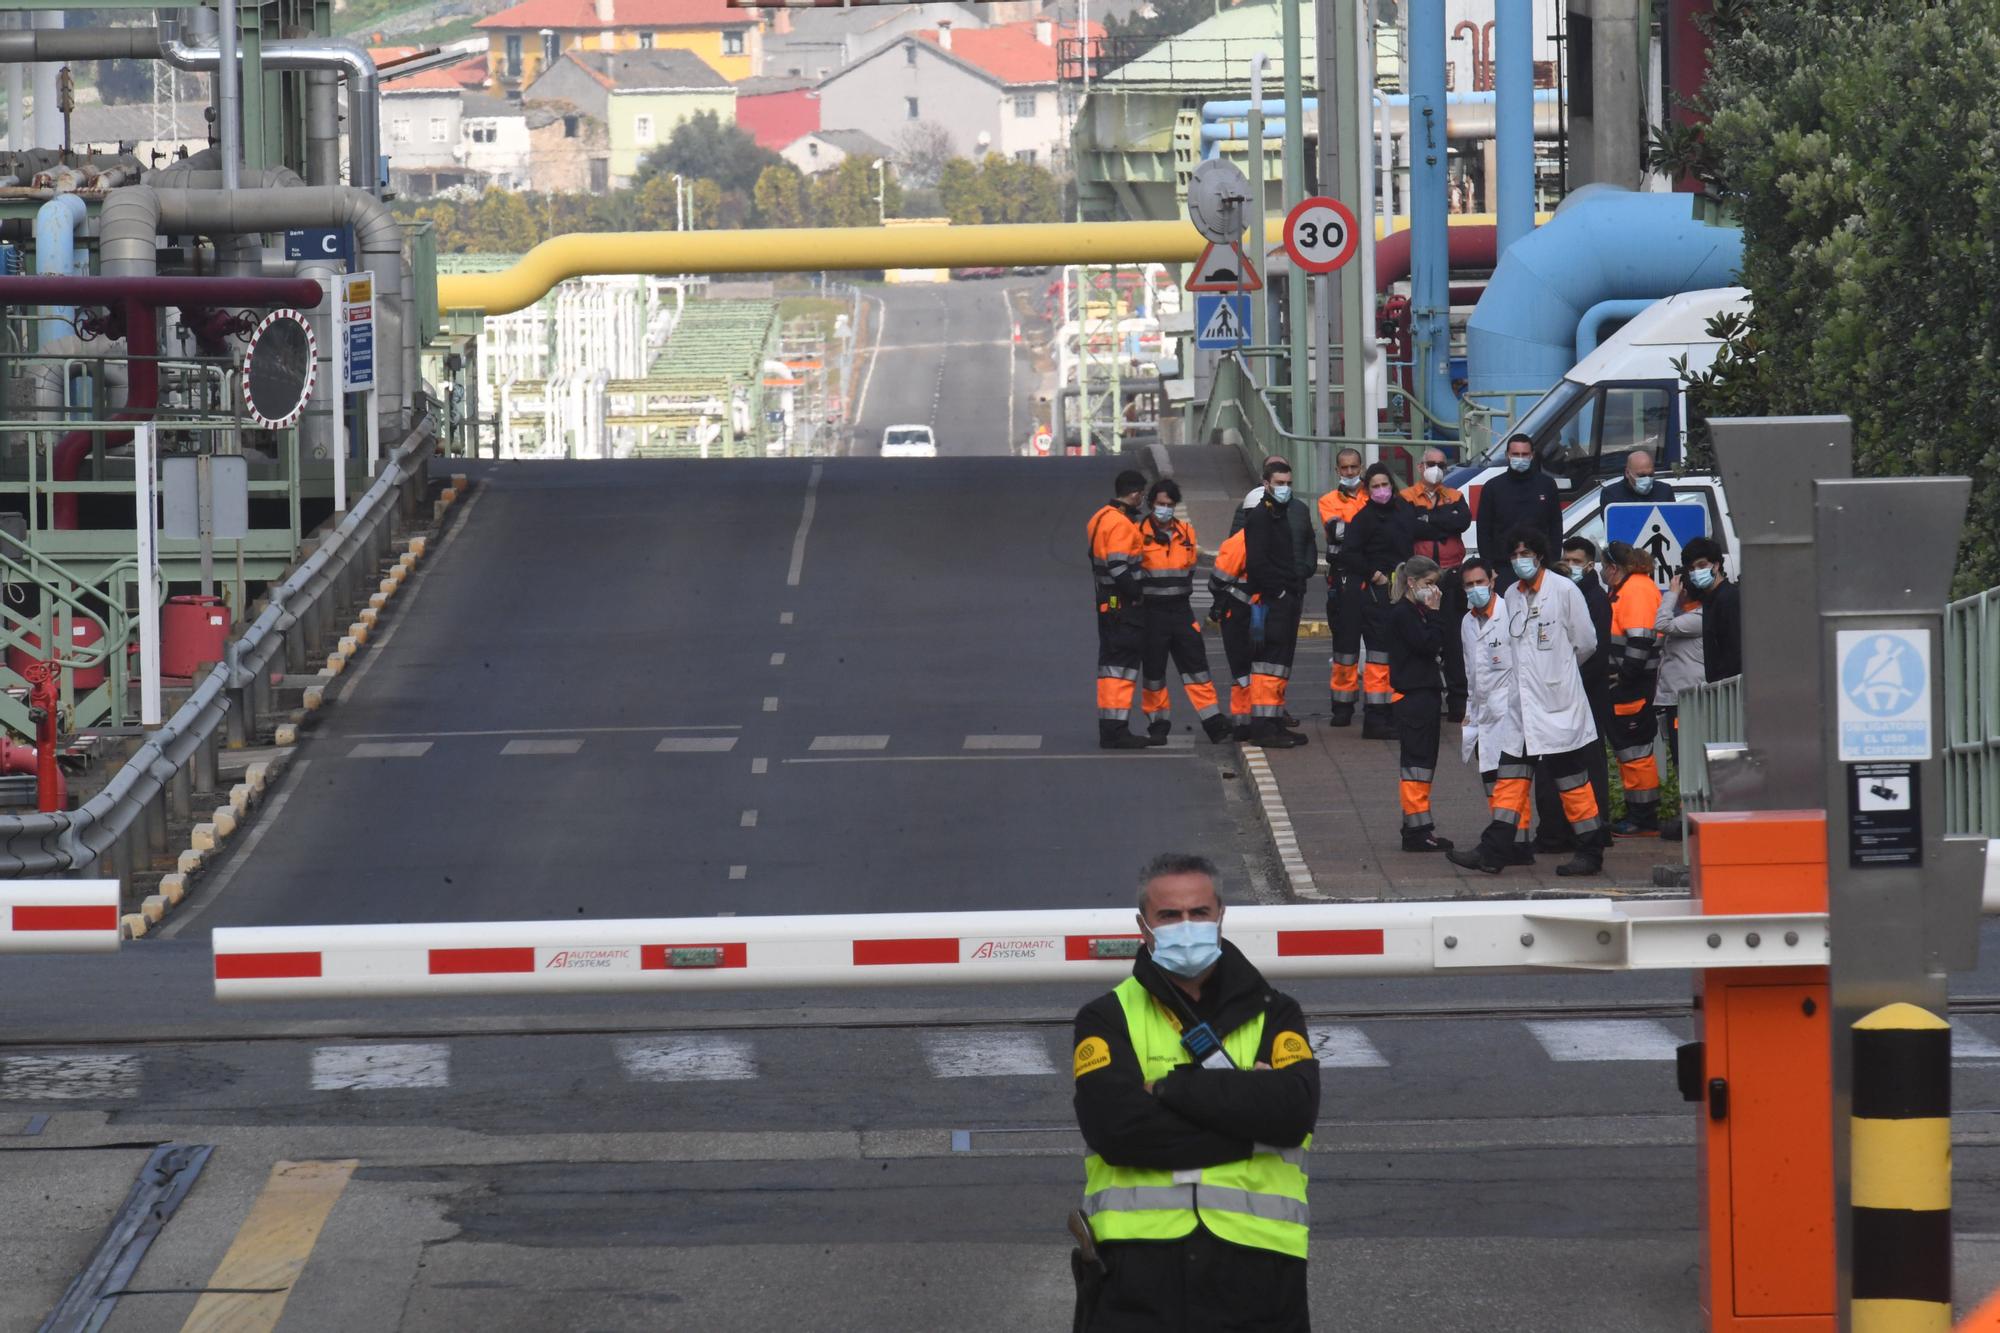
1282 196 1360 275
1849 761 1921 868
343 271 375 393
284 226 353 264
1184 241 1262 292
1194 293 1252 349
1835 628 1932 762
1604 502 1708 581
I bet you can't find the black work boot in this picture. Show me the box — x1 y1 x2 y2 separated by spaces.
1447 846 1502 875
1146 719 1172 747
1505 842 1538 867
1556 844 1606 877
1328 703 1354 727
1402 830 1454 853
1099 725 1151 750
1251 719 1307 749
1202 715 1236 744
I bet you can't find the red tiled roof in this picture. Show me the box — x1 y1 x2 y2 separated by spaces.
384 57 490 91
915 19 1101 87
368 45 422 64
477 0 753 32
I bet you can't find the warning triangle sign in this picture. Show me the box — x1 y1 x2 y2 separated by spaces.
1200 296 1246 344
1184 241 1262 292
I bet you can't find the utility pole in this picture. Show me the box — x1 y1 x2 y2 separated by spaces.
1280 0 1309 435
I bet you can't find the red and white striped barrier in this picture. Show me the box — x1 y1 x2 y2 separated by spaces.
0 881 122 953
211 899 1830 1001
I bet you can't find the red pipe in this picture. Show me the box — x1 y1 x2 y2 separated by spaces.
10 661 66 811
0 735 61 810
0 275 325 308
1374 225 1500 293
50 298 157 530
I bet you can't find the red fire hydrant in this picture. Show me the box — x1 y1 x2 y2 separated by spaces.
19 660 68 812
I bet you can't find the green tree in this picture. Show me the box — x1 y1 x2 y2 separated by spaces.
634 110 782 198
812 155 899 228
753 164 809 228
936 157 986 224
934 156 1064 225
1680 0 2000 592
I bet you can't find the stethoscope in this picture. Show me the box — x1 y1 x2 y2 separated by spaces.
1506 569 1547 641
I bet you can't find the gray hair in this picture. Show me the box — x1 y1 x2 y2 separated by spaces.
1136 852 1223 912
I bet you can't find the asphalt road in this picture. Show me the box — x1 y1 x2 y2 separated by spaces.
849 277 1037 457
8 453 2000 1329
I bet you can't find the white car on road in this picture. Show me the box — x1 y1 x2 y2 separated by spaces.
881 425 937 458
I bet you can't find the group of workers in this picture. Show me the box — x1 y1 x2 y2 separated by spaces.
1086 439 1744 875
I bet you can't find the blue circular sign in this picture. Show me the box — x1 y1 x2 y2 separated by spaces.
1841 635 1922 718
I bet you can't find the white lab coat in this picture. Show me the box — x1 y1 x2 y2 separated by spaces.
1460 603 1525 770
1502 570 1599 757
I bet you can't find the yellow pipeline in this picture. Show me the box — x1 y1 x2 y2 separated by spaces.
438 213 1522 317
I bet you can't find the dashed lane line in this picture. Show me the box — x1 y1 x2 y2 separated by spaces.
346 741 433 759
728 865 748 881
341 724 739 739
656 736 740 753
500 738 583 756
751 758 769 774
784 753 1197 765
780 611 794 625
963 734 1043 750
808 735 891 752
770 652 786 666
786 463 822 588
740 809 759 828
763 697 779 713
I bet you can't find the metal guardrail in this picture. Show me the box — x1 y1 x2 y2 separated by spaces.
1674 673 1744 817
0 415 437 879
1947 586 2000 837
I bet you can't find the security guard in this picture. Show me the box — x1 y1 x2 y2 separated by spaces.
1207 528 1255 740
1089 471 1152 750
1317 448 1367 725
1602 540 1664 834
1071 853 1320 1332
1138 480 1234 745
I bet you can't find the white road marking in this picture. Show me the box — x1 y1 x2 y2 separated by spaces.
345 724 738 739
1526 1020 1684 1063
617 1035 758 1083
1306 1026 1390 1068
770 652 786 666
751 758 768 774
0 1053 141 1100
310 1043 450 1091
784 753 1197 765
341 481 486 696
500 738 582 756
922 1033 1057 1079
347 741 433 759
1955 1024 2000 1060
850 294 888 431
787 463 822 588
963 734 1042 750
729 865 748 880
655 736 739 753
780 611 794 625
156 760 308 940
740 809 759 828
763 697 779 713
808 735 891 751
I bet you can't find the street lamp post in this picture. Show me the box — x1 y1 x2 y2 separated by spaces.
871 158 888 223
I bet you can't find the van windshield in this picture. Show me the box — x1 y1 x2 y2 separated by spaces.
1481 380 1585 462
885 429 931 448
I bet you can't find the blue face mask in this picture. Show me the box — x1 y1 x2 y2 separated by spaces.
1689 565 1716 590
1512 556 1540 581
1631 475 1654 495
1466 584 1492 610
1566 565 1586 583
1508 454 1532 473
1270 484 1292 504
1153 505 1176 523
1148 921 1223 978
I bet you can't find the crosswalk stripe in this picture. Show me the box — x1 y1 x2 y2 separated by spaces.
656 736 739 753
617 1035 758 1082
1306 1026 1389 1068
310 1043 450 1090
1954 1023 2000 1060
922 1032 1057 1078
0 1052 141 1100
500 738 582 756
347 741 432 759
964 734 1043 750
1525 1020 1683 1062
809 735 891 751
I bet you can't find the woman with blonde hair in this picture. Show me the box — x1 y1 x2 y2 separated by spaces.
1387 554 1451 852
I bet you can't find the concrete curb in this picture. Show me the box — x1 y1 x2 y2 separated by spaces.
1237 743 1323 901
120 478 477 941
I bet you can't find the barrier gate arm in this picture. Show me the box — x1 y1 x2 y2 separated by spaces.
209 898 1833 1001
0 881 120 953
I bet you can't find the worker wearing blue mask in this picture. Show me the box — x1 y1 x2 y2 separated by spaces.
1598 448 1678 508
1070 853 1319 1332
1475 434 1563 592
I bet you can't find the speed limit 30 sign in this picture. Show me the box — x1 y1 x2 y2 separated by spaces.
1283 196 1360 275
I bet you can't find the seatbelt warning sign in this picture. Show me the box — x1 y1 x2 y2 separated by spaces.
1835 628 1932 761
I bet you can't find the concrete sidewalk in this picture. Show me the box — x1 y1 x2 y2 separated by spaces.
1158 444 1674 901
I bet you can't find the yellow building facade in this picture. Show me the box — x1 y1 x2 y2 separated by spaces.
479 0 761 89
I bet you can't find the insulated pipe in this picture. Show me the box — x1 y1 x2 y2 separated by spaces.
1200 90 1562 117
306 71 340 187
157 15 381 195
1202 102 1561 145
1408 0 1456 426
33 193 88 346
30 12 61 151
216 0 240 192
1373 224 1498 293
0 23 165 62
49 299 157 531
1574 297 1655 362
1493 0 1534 256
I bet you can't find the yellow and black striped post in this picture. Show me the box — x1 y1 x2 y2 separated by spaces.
1852 1002 1952 1332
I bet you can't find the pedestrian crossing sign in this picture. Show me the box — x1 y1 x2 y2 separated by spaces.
1604 502 1708 582
1194 293 1252 349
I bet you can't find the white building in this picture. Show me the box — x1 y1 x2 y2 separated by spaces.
459 93 534 191
780 127 893 177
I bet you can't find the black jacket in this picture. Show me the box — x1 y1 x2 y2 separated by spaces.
1229 488 1317 587
1242 495 1310 599
1477 466 1564 578
1703 577 1743 681
1073 941 1319 1333
1388 597 1444 693
1337 496 1417 583
1598 476 1678 510
1573 569 1615 695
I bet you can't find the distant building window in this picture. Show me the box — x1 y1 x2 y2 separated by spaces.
638 31 654 49
391 117 411 143
807 141 819 157
504 34 523 79
542 31 561 66
564 115 579 138
905 43 917 65
634 114 655 144
905 96 919 119
429 116 448 143
590 158 609 191
598 31 614 50
469 122 497 144
1013 93 1037 117
723 30 745 56
1015 149 1037 164
786 65 801 76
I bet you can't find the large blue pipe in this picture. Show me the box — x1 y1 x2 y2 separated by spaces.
1575 298 1656 362
1409 0 1454 428
1494 0 1533 256
1466 187 1744 431
1199 91 1562 119
33 193 87 346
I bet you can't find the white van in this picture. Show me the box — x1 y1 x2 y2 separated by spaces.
880 425 938 458
1452 287 1750 577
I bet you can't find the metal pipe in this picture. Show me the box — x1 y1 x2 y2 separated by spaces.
216 0 240 192
1493 0 1533 256
157 13 380 196
1409 0 1456 427
1248 54 1269 348
1281 0 1310 435
0 275 327 308
30 12 61 152
33 193 87 346
0 23 164 63
306 71 340 187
